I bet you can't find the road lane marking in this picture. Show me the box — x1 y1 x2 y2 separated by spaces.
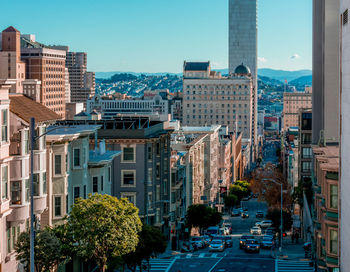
208 256 225 272
211 253 217 258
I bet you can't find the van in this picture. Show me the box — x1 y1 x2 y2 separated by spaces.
206 226 220 237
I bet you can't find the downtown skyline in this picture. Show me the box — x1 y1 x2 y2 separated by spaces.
0 0 312 73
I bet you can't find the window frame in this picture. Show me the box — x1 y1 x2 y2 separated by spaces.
54 154 62 176
73 148 81 168
92 176 98 193
329 184 338 209
53 195 62 218
73 186 80 202
120 192 137 205
121 144 136 163
1 109 8 142
121 169 136 188
1 164 8 200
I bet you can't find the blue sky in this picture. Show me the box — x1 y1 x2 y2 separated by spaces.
1 0 312 73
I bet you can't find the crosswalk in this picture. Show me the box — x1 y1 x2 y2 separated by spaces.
174 252 225 259
276 259 315 272
136 259 175 272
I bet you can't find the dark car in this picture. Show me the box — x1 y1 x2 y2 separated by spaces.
261 235 275 249
244 239 260 253
231 209 241 217
241 212 249 218
256 211 264 218
224 236 233 247
215 236 229 248
239 235 255 249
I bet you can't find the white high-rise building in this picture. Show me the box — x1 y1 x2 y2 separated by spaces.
229 0 257 159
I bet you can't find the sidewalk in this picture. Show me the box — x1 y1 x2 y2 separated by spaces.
279 237 308 260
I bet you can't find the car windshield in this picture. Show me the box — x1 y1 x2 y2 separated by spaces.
211 240 222 244
191 237 201 241
252 227 259 230
246 240 256 244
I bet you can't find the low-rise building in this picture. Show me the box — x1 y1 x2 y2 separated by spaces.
312 145 339 271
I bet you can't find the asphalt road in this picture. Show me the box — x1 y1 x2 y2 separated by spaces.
262 140 279 165
169 199 275 272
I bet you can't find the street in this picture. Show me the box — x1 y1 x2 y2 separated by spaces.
168 199 275 272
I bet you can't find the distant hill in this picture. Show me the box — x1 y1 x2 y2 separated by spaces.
258 75 283 86
258 68 312 82
289 75 312 86
96 68 312 82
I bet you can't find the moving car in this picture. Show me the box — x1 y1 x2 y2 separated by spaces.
231 209 241 217
224 236 233 247
250 226 262 235
256 220 273 228
239 235 255 249
256 211 264 218
209 239 225 252
261 235 274 248
202 235 211 246
241 212 249 218
245 239 260 253
190 236 205 249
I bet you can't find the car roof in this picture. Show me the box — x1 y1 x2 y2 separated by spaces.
211 239 223 243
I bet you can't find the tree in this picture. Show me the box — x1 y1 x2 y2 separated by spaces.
15 228 66 272
223 194 238 209
186 204 222 234
123 224 167 271
266 208 292 233
68 194 142 272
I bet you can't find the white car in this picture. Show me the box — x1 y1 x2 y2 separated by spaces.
257 220 273 228
209 239 225 252
250 226 262 235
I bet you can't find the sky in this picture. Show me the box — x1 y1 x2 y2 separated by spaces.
1 0 312 73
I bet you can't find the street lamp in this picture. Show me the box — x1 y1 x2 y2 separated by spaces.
30 118 73 272
262 178 283 254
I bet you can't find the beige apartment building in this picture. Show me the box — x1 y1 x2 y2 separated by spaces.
283 87 312 131
20 35 67 118
182 61 253 143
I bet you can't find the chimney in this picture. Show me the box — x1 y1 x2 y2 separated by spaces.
99 139 106 155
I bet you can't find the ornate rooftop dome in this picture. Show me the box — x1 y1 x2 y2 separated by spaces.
234 63 251 75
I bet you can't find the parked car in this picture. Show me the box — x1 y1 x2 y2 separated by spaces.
250 226 262 235
241 212 249 218
209 239 225 252
256 220 273 228
256 211 264 218
190 236 205 249
231 209 241 217
244 239 260 253
261 235 275 248
239 235 255 249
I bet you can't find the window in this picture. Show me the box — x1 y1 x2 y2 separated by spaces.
55 154 62 175
25 179 30 203
121 192 136 205
330 185 338 209
148 168 153 184
108 166 111 182
7 228 11 253
2 165 8 199
302 147 312 159
1 109 8 142
302 162 312 172
148 192 153 209
54 196 62 217
83 185 87 199
147 146 152 160
33 173 39 196
73 148 80 167
156 164 160 178
101 176 104 191
24 130 29 154
11 181 21 205
43 172 46 194
66 154 68 172
156 143 160 155
74 187 80 202
156 185 160 201
121 170 136 187
122 146 135 162
66 195 69 214
93 177 98 192
330 229 338 254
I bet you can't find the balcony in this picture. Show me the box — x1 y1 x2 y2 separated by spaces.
7 204 29 223
34 195 47 214
326 255 339 266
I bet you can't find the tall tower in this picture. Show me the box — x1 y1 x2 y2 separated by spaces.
229 0 258 160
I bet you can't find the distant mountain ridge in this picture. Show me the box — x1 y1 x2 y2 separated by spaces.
96 68 312 82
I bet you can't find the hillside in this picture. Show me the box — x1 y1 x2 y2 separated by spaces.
289 75 312 86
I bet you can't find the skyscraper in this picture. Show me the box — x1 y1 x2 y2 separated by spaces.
228 0 258 159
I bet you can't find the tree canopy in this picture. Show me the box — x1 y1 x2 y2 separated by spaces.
186 204 222 233
123 224 167 271
68 194 142 272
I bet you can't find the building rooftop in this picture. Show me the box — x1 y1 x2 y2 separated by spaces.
181 125 221 132
46 124 101 141
313 145 339 172
10 94 61 124
184 61 210 71
88 150 121 166
3 26 19 33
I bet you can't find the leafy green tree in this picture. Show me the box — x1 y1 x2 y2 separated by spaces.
15 228 66 272
123 224 167 271
68 194 142 272
266 208 292 233
186 204 222 234
223 194 238 209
